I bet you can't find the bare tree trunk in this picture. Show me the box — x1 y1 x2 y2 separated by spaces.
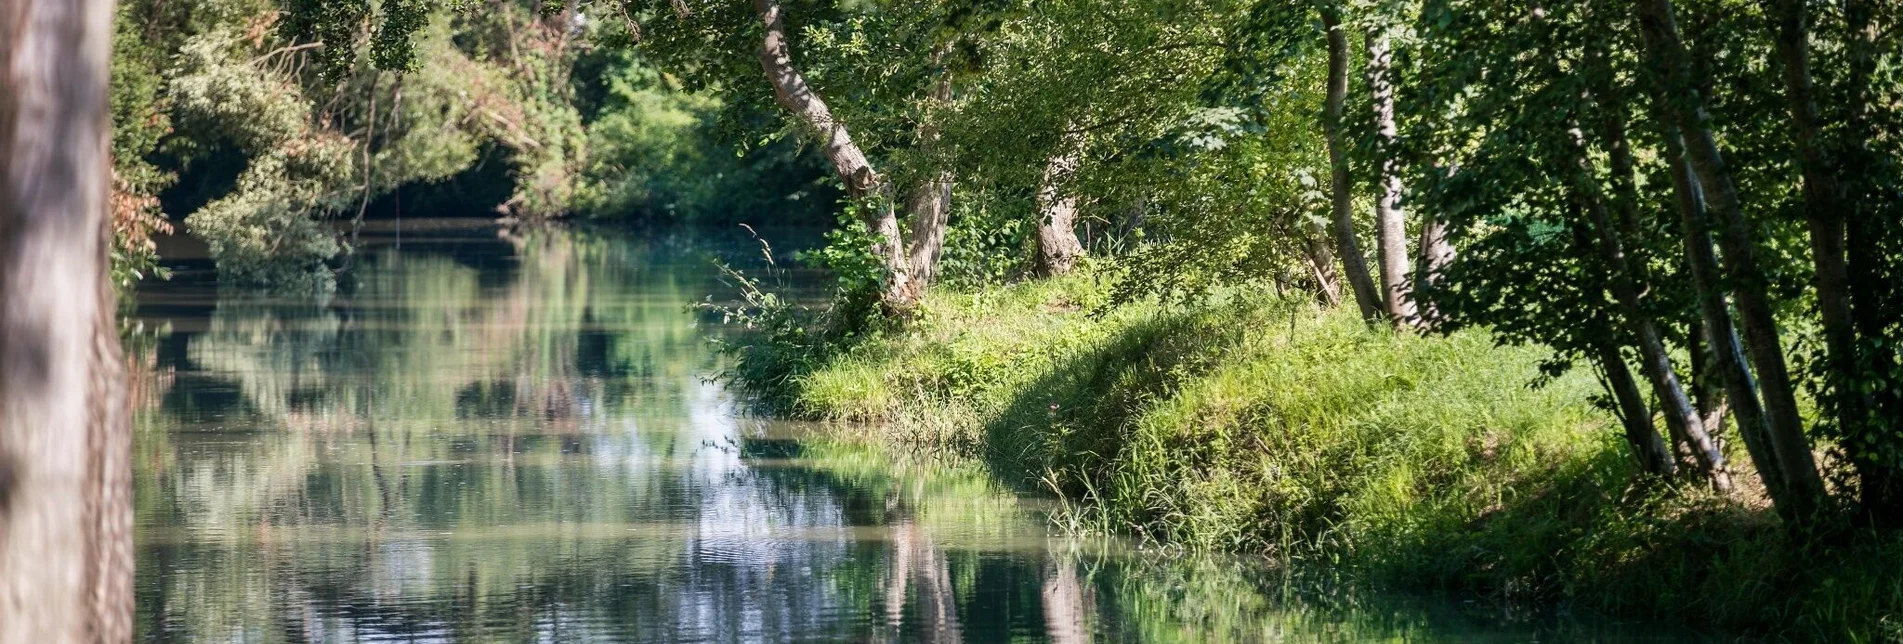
1320 5 1382 321
1594 339 1677 478
1572 174 1729 488
1635 0 1825 520
1689 320 1731 440
753 0 916 310
906 60 954 288
1660 129 1798 511
1364 28 1413 324
1304 219 1343 307
0 1 135 641
1773 0 1869 491
1413 215 1454 323
1034 133 1086 277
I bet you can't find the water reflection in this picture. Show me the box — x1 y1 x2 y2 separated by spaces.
130 220 1705 642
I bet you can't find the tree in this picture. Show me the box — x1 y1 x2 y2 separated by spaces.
1320 2 1384 321
0 0 135 640
1633 0 1826 521
751 0 919 311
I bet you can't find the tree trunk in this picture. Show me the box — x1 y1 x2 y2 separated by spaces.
1033 133 1086 277
0 1 135 641
1634 0 1825 520
906 59 955 288
1413 215 1454 324
1320 4 1383 321
1662 126 1800 517
1595 339 1677 478
753 0 916 310
1773 0 1870 492
1572 172 1728 489
1690 320 1731 441
1304 219 1343 307
1364 27 1414 324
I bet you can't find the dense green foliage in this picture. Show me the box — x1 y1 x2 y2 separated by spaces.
107 0 1903 637
728 273 1903 638
107 0 837 291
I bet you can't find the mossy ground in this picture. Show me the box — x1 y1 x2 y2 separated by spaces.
726 270 1903 641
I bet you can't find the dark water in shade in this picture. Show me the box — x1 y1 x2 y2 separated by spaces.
127 219 1714 643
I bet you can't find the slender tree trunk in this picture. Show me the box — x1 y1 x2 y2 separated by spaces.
906 57 954 287
1572 171 1728 488
1634 0 1825 520
753 0 916 310
0 1 135 641
1413 215 1454 323
1661 127 1800 516
1304 219 1343 307
1773 0 1870 487
1690 320 1731 440
1034 133 1086 277
1364 27 1413 323
1320 5 1382 321
1595 339 1677 478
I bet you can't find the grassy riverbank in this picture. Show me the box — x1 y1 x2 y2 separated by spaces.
723 270 1903 640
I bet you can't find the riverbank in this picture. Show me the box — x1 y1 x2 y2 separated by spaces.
723 269 1903 640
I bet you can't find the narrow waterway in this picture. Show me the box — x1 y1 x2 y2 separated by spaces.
129 219 1710 642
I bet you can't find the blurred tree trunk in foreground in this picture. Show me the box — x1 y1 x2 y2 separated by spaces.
0 0 134 641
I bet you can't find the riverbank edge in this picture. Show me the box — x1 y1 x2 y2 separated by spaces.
720 271 1903 641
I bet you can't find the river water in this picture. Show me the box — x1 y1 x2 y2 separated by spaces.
128 219 1708 642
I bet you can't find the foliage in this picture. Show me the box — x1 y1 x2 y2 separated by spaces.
728 273 1903 638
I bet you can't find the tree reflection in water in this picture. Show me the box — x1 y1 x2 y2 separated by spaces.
127 220 1714 643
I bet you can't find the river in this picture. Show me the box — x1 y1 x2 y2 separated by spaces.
128 219 1711 642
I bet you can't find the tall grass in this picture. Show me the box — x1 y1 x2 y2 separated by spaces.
722 269 1903 640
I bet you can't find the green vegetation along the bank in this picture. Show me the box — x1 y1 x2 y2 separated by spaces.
723 271 1903 641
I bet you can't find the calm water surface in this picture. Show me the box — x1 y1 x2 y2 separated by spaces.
129 219 1709 642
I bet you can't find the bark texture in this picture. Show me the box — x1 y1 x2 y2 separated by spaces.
1320 5 1383 321
1034 133 1086 277
754 0 916 309
1634 0 1824 520
0 0 135 640
1364 28 1414 323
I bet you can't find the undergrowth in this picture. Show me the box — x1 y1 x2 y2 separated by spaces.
717 267 1903 641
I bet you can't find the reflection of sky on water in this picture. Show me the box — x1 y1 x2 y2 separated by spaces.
128 220 1712 643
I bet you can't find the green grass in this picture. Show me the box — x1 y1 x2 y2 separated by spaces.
726 269 1903 641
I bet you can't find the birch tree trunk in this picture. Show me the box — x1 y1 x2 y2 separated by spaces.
1634 0 1824 520
1412 215 1454 323
1034 133 1086 277
753 0 917 310
1320 4 1382 321
1364 28 1413 324
0 0 135 640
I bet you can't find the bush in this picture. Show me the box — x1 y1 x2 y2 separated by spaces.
722 269 1903 639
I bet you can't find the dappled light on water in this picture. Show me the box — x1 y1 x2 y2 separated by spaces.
129 220 1708 642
